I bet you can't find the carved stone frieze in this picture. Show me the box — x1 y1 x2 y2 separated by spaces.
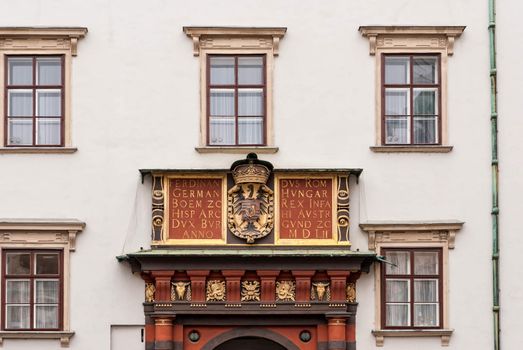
171 281 191 301
145 283 155 302
346 283 356 303
311 282 330 302
241 281 261 302
275 280 296 302
206 280 226 302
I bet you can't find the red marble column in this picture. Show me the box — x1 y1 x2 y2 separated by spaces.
154 317 174 350
258 270 279 302
346 316 356 350
327 317 347 350
222 270 244 303
293 270 315 302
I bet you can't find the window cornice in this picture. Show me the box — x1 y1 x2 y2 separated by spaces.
0 27 87 56
360 220 464 250
0 219 85 251
359 26 465 56
183 26 287 56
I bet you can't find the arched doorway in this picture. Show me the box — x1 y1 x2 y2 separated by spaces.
214 337 287 350
200 327 300 350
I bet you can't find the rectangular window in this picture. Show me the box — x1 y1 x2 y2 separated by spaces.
5 56 64 147
382 248 442 329
2 250 63 330
207 55 266 146
382 55 441 145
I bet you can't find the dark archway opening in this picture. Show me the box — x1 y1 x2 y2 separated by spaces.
213 336 287 350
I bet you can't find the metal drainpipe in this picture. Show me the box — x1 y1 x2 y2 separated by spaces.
488 0 500 349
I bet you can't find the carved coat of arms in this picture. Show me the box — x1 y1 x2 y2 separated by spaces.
228 153 274 243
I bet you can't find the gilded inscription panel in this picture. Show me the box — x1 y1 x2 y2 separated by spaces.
276 175 337 244
166 175 226 243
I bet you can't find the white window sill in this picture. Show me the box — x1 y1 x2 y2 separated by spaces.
372 329 453 347
370 146 453 153
0 147 78 154
0 331 74 347
195 146 279 154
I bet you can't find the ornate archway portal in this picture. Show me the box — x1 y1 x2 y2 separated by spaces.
214 337 287 350
119 154 375 350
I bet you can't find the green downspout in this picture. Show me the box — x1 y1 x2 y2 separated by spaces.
488 0 500 349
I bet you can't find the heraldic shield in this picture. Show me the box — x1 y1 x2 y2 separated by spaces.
228 153 274 243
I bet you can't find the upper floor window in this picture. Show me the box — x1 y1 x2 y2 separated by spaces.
383 54 440 145
0 27 87 153
382 248 442 328
2 250 63 330
184 27 286 153
6 56 64 147
359 26 465 153
208 55 266 146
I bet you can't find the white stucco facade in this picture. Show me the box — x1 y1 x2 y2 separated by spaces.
0 0 518 349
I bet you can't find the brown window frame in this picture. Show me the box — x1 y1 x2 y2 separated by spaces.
1 249 64 331
206 54 267 146
381 53 442 145
381 247 443 330
4 55 65 147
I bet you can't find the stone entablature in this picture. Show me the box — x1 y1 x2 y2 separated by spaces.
142 155 361 246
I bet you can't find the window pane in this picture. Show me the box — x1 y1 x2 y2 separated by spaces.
6 280 30 303
385 251 411 274
36 254 60 275
238 57 263 85
386 279 409 302
209 116 235 145
37 118 61 145
413 116 437 144
385 56 410 84
6 253 31 275
385 117 409 144
37 90 61 116
238 88 263 116
413 56 438 84
414 251 439 275
8 57 33 85
238 117 263 145
210 89 234 116
35 280 60 303
37 57 62 85
6 305 30 329
386 304 409 327
385 88 409 115
8 90 33 116
414 279 438 302
414 304 438 327
8 118 33 145
35 305 59 329
413 89 437 115
210 57 235 85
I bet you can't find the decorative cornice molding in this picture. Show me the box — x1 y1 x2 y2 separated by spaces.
183 26 287 56
359 26 465 56
360 220 464 250
0 219 85 251
0 27 87 56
